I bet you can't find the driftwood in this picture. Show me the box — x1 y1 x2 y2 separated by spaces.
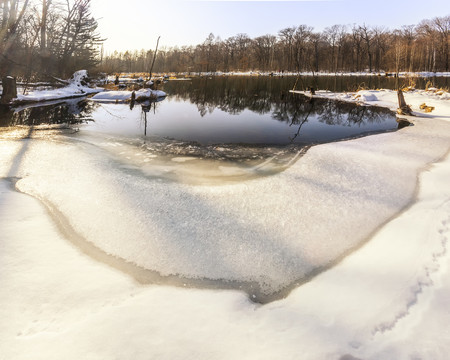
148 36 161 81
397 89 413 116
48 75 70 85
1 76 18 104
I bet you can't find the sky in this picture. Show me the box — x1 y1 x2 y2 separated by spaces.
90 0 449 53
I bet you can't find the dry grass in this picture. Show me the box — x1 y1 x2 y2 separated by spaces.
355 83 368 91
425 80 434 91
419 103 435 113
401 78 416 92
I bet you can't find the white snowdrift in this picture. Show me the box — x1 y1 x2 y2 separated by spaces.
91 88 167 102
12 70 103 104
1 88 450 359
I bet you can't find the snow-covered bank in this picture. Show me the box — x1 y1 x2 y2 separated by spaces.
1 89 450 359
291 88 450 112
10 70 103 105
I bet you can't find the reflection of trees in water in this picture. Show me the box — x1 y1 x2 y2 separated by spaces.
315 100 387 126
164 77 394 126
140 100 162 137
164 77 293 117
1 99 96 127
274 96 391 127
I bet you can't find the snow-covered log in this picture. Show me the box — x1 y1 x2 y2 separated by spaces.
10 70 103 105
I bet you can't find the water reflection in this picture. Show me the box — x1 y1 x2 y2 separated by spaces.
156 78 398 146
140 99 165 137
0 98 95 127
163 77 396 134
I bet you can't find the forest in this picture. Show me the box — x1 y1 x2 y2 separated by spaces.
100 16 448 75
0 0 449 81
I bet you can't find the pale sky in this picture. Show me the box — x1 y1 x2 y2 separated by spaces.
90 0 449 53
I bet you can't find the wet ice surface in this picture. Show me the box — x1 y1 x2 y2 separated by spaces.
2 83 439 302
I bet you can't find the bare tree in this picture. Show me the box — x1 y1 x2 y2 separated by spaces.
278 26 296 70
293 25 312 72
253 34 276 71
324 24 347 72
359 24 374 72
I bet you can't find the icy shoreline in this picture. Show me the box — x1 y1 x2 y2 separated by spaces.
1 88 450 359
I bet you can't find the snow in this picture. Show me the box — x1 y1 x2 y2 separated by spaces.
12 70 103 104
91 88 167 102
1 88 450 359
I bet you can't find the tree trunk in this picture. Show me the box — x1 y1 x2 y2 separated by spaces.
1 76 17 104
397 89 413 116
148 36 161 80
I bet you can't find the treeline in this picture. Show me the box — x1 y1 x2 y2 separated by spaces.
0 0 102 80
101 15 449 74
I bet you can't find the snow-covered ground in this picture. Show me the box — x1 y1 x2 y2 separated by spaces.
1 88 449 359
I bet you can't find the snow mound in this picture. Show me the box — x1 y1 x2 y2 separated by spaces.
91 90 133 101
354 90 378 101
91 89 167 102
